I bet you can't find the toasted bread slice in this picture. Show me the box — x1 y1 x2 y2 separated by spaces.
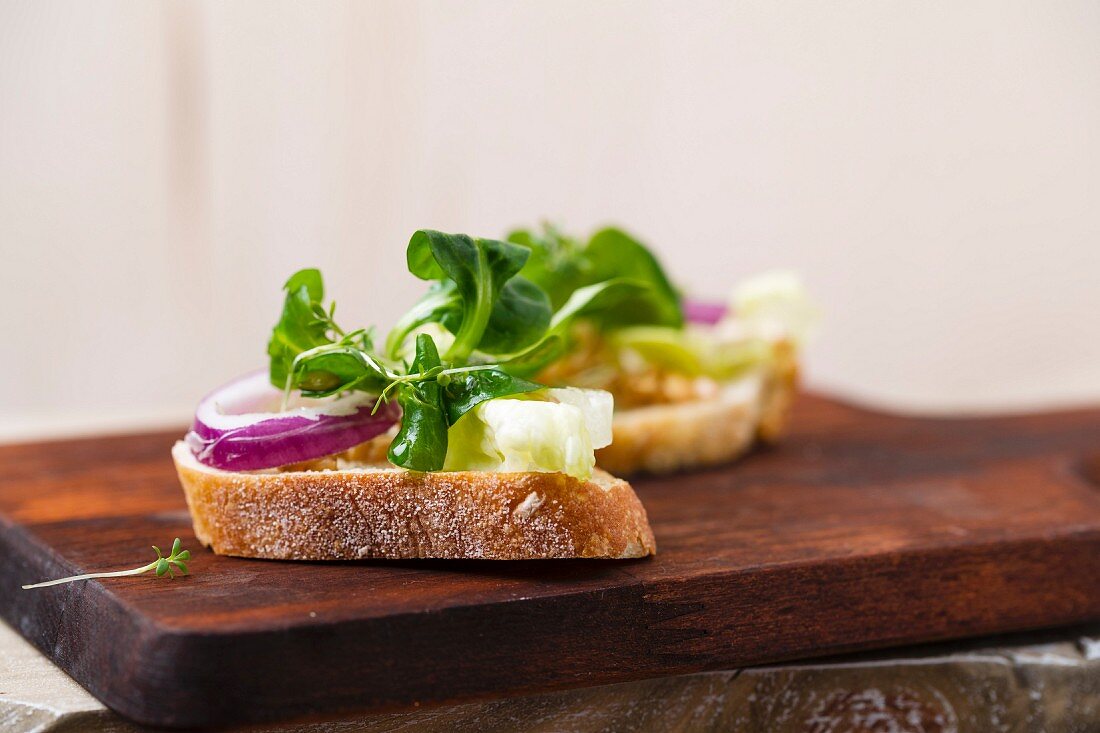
595 348 798 476
172 443 655 560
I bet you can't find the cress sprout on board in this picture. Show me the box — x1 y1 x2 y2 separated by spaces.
22 538 191 589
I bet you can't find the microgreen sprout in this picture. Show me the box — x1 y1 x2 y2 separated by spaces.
308 299 347 339
367 363 506 415
22 538 192 590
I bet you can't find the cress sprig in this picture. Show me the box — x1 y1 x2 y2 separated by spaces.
22 538 191 590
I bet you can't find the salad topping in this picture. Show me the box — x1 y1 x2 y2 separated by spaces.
186 224 812 477
189 230 649 477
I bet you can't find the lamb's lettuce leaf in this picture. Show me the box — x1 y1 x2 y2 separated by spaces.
440 369 543 426
384 281 459 361
388 334 448 471
507 224 683 330
583 227 683 328
406 230 551 362
505 224 587 310
500 278 646 376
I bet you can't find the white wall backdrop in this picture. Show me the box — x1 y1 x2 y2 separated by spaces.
2 0 1099 439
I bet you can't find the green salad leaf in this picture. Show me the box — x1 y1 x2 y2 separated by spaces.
384 281 459 361
290 343 388 397
388 334 449 471
406 230 551 363
613 326 774 380
476 276 551 355
506 223 683 329
505 223 587 310
500 278 648 376
440 369 542 425
583 227 683 328
268 269 335 388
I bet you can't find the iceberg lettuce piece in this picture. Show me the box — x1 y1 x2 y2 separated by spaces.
443 387 614 480
731 270 818 345
614 326 773 381
544 387 613 448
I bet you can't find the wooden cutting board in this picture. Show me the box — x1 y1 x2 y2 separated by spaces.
1 394 1098 729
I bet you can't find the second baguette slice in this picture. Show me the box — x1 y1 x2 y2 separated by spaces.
595 347 798 476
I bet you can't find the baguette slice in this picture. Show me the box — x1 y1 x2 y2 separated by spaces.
595 346 798 476
172 443 655 560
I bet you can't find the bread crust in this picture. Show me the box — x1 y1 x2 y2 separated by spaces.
172 443 655 561
596 348 798 475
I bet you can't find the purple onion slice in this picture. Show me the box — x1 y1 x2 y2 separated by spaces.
185 371 399 471
682 299 728 326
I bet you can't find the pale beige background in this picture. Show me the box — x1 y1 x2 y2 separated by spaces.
2 1 1099 440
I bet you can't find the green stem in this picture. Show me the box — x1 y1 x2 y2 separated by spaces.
384 289 456 360
437 364 499 377
444 246 492 365
282 339 400 410
22 561 158 589
23 539 190 589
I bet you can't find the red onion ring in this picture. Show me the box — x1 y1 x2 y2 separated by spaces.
185 371 399 471
683 299 728 325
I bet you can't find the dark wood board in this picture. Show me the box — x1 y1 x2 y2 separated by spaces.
1 394 1099 729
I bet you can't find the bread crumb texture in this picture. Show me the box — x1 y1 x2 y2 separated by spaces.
173 444 655 560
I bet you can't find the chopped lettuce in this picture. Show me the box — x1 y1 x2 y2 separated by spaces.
543 387 613 448
610 271 816 381
730 270 818 345
613 326 774 381
443 387 613 480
